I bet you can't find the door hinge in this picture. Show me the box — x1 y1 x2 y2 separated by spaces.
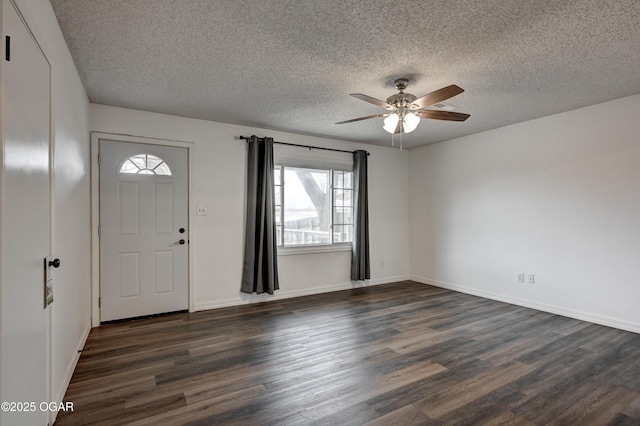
98 225 101 237
98 297 101 308
5 36 10 61
97 153 101 165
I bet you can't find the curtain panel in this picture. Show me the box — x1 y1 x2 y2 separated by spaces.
351 150 370 281
241 136 279 294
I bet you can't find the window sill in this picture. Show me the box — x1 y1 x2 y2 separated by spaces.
277 244 352 256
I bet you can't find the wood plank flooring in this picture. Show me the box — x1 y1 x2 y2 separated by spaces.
55 281 640 425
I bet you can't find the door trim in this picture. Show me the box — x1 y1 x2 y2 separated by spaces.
90 132 195 327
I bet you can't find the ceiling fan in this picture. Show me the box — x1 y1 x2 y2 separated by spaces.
336 78 470 135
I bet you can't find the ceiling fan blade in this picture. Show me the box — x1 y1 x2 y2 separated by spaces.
350 93 391 108
416 110 470 122
335 113 386 125
412 85 464 109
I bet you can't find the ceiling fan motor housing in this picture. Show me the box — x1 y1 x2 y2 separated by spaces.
386 92 417 109
387 78 417 109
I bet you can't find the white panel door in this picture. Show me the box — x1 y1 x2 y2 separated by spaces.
100 141 188 322
1 2 51 425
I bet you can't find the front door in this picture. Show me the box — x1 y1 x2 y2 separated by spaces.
100 140 189 322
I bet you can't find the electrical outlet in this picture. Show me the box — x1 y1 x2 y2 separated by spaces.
528 274 535 284
379 260 385 268
517 273 525 283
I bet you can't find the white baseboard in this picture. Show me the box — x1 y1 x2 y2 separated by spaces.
55 322 91 403
51 321 91 423
193 275 410 312
410 275 640 334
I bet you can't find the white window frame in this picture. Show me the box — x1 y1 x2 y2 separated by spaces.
275 163 353 256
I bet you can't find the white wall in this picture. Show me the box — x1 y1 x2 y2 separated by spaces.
90 104 410 311
409 93 640 332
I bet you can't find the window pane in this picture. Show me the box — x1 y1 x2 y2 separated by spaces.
275 206 282 224
154 162 172 176
334 209 343 225
333 189 341 206
276 224 282 246
274 186 281 206
333 225 343 242
344 207 353 225
344 172 353 189
343 189 353 207
283 167 331 246
334 171 343 188
120 159 139 173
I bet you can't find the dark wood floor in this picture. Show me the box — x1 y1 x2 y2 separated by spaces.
55 281 640 425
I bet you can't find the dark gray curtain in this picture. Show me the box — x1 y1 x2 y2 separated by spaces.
241 136 279 294
351 150 370 281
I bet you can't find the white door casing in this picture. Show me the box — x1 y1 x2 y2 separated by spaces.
1 1 52 424
99 140 189 322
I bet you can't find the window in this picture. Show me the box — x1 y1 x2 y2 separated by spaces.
119 153 172 176
274 165 353 248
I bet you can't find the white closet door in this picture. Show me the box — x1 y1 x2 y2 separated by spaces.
1 2 52 425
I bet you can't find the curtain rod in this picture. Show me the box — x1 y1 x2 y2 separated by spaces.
238 135 369 155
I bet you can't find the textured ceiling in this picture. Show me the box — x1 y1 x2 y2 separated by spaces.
51 0 640 149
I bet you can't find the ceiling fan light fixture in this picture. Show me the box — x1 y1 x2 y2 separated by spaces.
403 112 420 133
383 113 400 133
383 111 420 134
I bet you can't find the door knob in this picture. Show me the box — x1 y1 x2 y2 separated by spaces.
177 239 185 245
49 258 61 268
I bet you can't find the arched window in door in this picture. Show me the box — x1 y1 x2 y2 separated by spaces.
119 153 172 176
